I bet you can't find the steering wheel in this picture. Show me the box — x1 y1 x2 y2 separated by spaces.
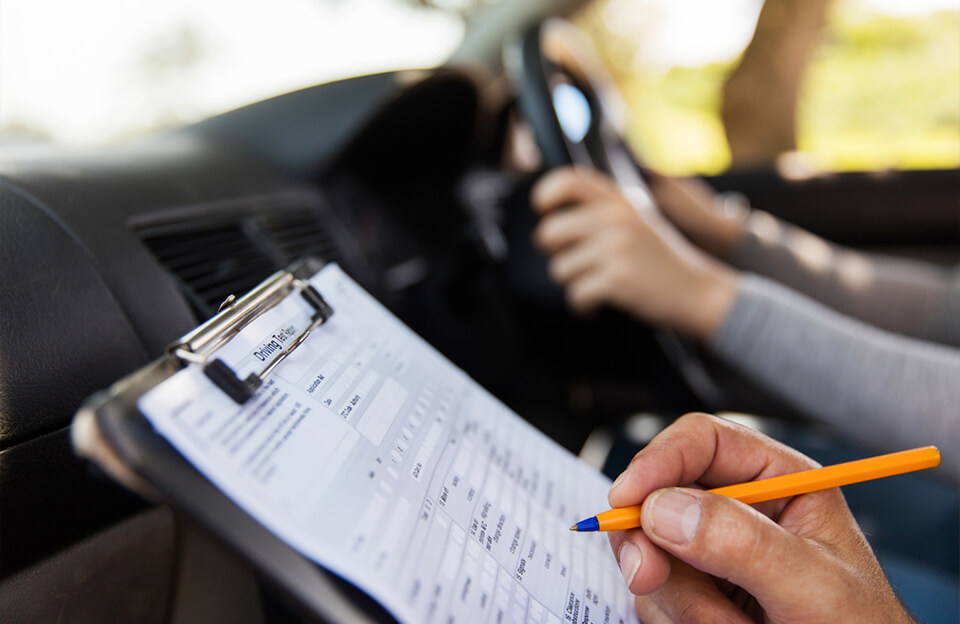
505 18 726 408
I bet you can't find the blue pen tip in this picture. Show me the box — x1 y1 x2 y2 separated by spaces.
571 517 599 532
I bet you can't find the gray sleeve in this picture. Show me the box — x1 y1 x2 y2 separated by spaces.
709 274 960 482
731 213 960 347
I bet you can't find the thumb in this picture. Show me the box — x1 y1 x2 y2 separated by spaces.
640 488 833 608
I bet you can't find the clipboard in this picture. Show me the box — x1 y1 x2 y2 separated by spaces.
71 258 395 624
73 258 636 624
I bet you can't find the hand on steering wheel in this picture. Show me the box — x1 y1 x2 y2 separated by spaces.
507 18 736 406
530 166 739 341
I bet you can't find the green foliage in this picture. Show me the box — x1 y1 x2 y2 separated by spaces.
618 63 736 174
575 4 960 174
799 10 960 171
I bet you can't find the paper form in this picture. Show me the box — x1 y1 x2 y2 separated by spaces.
138 264 639 624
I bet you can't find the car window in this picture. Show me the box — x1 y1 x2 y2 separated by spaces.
573 0 960 174
0 0 464 147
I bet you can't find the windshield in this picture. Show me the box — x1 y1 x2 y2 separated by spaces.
0 0 464 146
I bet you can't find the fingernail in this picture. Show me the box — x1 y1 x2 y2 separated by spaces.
617 542 641 586
609 471 627 496
646 489 700 545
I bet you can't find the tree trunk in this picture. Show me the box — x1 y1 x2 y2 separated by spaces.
722 0 832 169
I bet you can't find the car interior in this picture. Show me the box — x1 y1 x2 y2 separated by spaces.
1 1 958 623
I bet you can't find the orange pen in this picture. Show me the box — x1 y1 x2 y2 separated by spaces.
570 446 941 532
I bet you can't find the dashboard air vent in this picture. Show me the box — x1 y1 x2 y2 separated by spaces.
135 193 342 319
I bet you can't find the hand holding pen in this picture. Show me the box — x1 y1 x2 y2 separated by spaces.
598 413 918 624
573 444 938 532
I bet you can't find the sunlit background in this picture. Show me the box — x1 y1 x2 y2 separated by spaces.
1 0 957 174
573 0 960 173
0 0 464 145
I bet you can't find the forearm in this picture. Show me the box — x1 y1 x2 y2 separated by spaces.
709 274 960 482
730 212 960 347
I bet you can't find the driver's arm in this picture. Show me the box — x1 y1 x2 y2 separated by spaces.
643 169 960 348
531 166 960 481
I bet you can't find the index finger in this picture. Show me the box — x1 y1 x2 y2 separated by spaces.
608 413 820 513
530 166 624 215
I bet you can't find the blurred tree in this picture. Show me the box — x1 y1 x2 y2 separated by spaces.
722 0 832 168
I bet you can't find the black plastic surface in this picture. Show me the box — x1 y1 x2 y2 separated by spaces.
0 186 150 447
709 168 960 248
0 507 176 624
0 136 296 358
0 428 148 576
189 73 401 178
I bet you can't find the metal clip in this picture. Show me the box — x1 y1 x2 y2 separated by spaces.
168 265 334 404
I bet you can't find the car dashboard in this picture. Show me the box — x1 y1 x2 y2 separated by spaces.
1 68 688 614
